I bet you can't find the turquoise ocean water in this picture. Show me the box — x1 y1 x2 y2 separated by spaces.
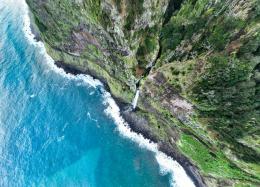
0 1 195 187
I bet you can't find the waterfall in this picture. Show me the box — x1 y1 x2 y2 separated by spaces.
131 89 140 110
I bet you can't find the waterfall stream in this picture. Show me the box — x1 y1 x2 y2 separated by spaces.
131 89 140 110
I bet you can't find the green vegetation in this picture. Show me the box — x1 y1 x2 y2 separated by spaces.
136 33 159 68
178 134 256 180
122 0 144 31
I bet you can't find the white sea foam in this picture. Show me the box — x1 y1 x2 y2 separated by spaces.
29 94 36 98
102 91 195 187
20 0 196 186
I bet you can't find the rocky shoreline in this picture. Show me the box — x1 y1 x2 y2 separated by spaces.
54 60 206 187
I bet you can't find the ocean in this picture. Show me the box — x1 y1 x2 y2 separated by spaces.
0 1 195 187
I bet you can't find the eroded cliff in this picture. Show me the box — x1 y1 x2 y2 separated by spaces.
26 0 260 186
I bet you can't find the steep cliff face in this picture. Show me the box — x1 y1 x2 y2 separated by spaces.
26 0 170 102
27 0 260 186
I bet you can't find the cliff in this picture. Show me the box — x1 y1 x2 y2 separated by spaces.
26 0 260 186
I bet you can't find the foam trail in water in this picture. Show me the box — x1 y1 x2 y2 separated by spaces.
19 0 195 186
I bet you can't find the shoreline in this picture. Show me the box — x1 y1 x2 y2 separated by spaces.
27 7 206 186
55 60 206 187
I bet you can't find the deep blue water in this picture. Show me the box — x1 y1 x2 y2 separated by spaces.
0 1 195 187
